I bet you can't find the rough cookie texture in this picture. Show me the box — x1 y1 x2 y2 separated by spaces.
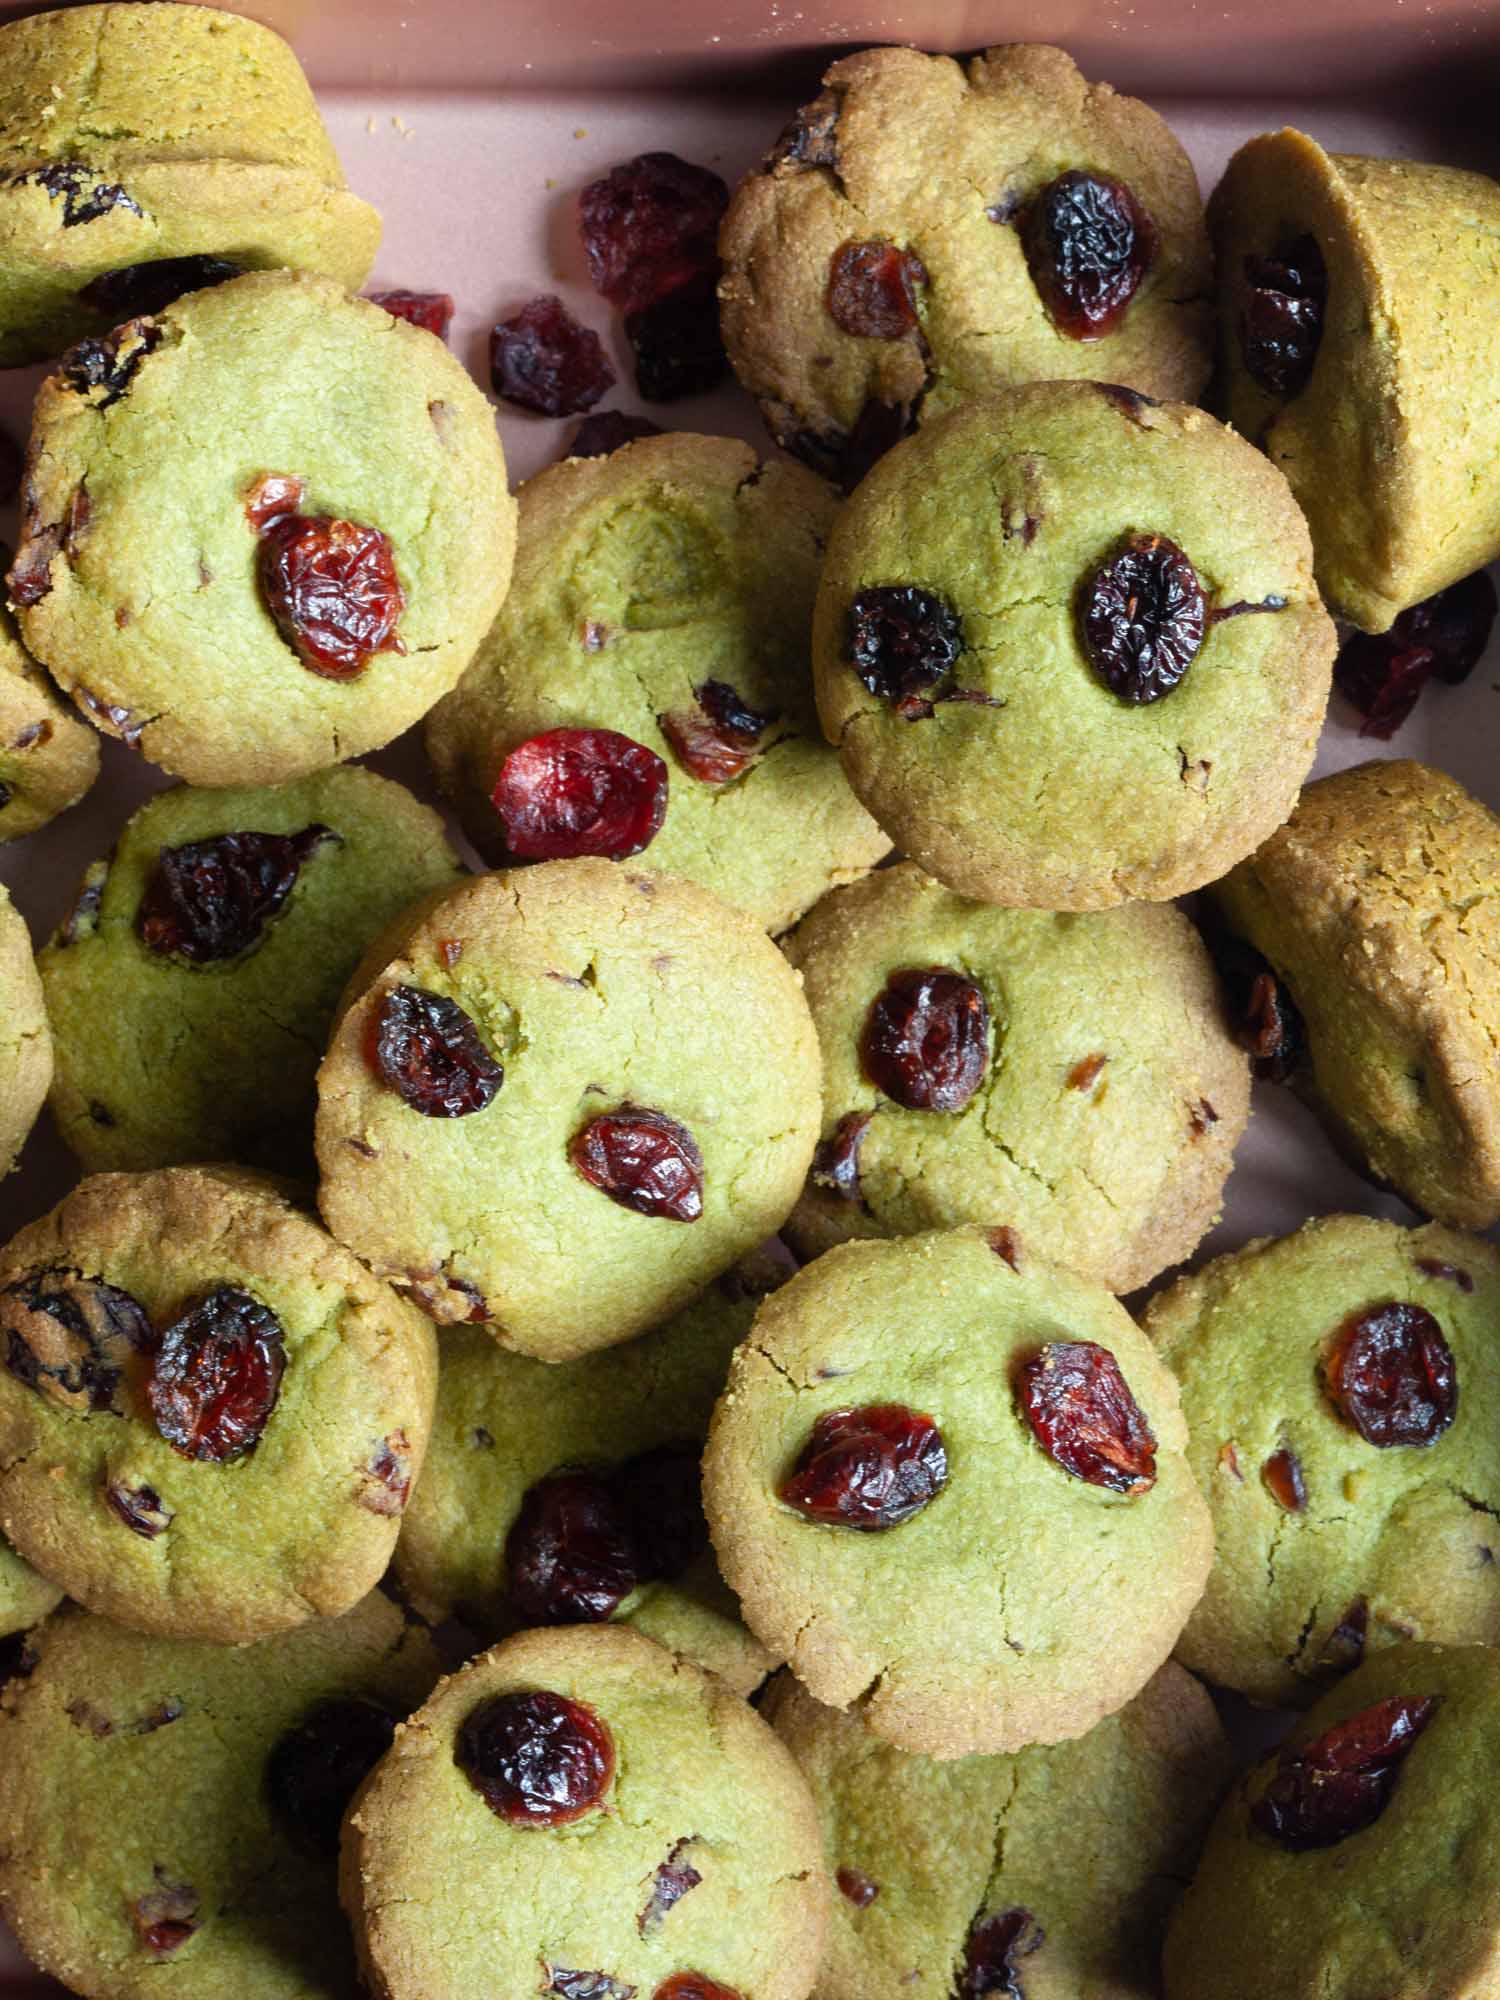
0 1534 60 1641
0 882 50 1178
0 580 98 841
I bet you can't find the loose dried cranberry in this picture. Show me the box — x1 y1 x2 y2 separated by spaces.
491 296 615 416
1251 1693 1439 1849
569 410 664 458
2 1268 153 1415
571 1105 704 1221
1020 170 1155 339
1262 1447 1307 1512
810 1110 873 1202
837 1866 879 1907
847 585 965 718
1333 571 1498 739
660 679 778 783
59 318 162 407
959 1908 1046 1997
258 512 406 679
107 1481 173 1538
627 272 728 401
1325 1302 1457 1449
507 1470 642 1625
369 985 504 1119
0 428 21 504
367 288 455 339
861 968 990 1113
1018 1342 1157 1495
826 240 927 340
780 1404 948 1531
136 825 337 963
267 1696 399 1855
548 1974 635 2000
579 152 729 314
77 255 240 319
639 1837 703 1934
652 1978 741 2000
147 1288 286 1463
1081 534 1205 704
456 1689 615 1826
1241 235 1326 397
491 728 668 861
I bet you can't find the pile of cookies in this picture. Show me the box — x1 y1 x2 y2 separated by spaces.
2 11 1500 2000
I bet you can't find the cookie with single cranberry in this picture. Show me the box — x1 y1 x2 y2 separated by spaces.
811 382 1335 909
341 1624 828 2000
0 1165 437 1641
424 431 889 933
0 1591 439 2000
0 3 380 368
8 270 515 785
1209 760 1500 1228
719 43 1210 483
782 862 1247 1290
0 575 98 841
703 1228 1213 1758
1209 129 1500 632
315 858 821 1361
0 881 50 1178
1163 1641 1500 2000
0 1533 60 1640
39 767 463 1175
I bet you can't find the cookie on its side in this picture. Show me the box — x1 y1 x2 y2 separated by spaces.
0 881 49 1177
0 578 97 842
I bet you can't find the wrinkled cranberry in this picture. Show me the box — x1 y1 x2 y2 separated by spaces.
1251 1693 1439 1849
368 288 455 339
148 1288 285 1462
491 296 615 416
570 410 664 458
1325 1302 1457 1449
78 255 240 319
1242 235 1326 397
627 272 728 401
369 984 504 1118
1019 1342 1157 1495
491 727 668 861
571 1105 705 1221
580 152 729 314
1 1268 152 1416
507 1470 642 1624
107 1481 173 1538
136 824 338 962
0 427 21 504
59 318 162 407
1021 170 1155 339
640 1837 703 1934
837 1866 879 1907
810 1110 873 1202
1333 571 1498 739
960 1908 1046 1998
660 679 778 783
1262 1447 1307 1512
548 1975 635 2000
652 1978 741 2000
1208 933 1306 1082
267 1697 399 1855
258 512 406 679
780 1404 948 1530
862 968 990 1113
457 1689 615 1826
768 94 840 171
1081 534 1205 704
847 585 965 718
826 240 927 340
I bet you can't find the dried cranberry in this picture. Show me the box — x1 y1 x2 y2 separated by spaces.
136 824 337 962
626 272 728 401
1262 1447 1307 1512
0 427 21 504
768 95 840 171
639 1838 703 1934
579 152 729 314
244 472 306 532
258 512 406 679
861 968 990 1113
491 296 615 416
59 318 162 407
77 255 240 319
1325 1302 1457 1449
1020 170 1155 339
106 1481 173 1538
1416 1258 1474 1293
613 1443 708 1579
19 160 141 225
569 410 664 458
652 1979 741 2000
267 1696 399 1855
1018 1342 1157 1495
959 1909 1045 1997
1066 1052 1108 1093
148 1288 285 1463
810 1110 873 1202
826 240 927 340
1081 534 1205 704
1241 235 1326 397
660 679 778 783
1251 1693 1439 1849
1333 571 1498 739
790 400 912 494
491 727 668 861
456 1689 615 1826
369 985 504 1119
847 585 965 718
1318 1597 1369 1677
131 1874 197 1957
837 1866 879 1907
356 1432 412 1515
548 1975 635 2000
1208 933 1306 1082
367 288 455 339
571 1105 705 1221
1 1268 152 1416
507 1470 642 1625
780 1404 948 1531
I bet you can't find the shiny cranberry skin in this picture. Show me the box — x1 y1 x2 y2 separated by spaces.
1251 1693 1440 1849
1242 235 1326 396
827 240 927 339
136 825 336 962
76 254 240 319
1019 1342 1157 1495
258 513 406 679
1262 1447 1307 1512
456 1689 615 1826
491 728 668 861
491 296 615 416
652 1978 742 2000
847 585 965 718
579 152 729 314
368 288 455 339
147 1287 286 1463
627 271 728 401
1081 533 1205 704
960 1908 1045 1997
780 1404 948 1531
810 1110 874 1202
836 1866 879 1907
571 1105 704 1221
660 679 777 783
569 410 664 458
861 968 990 1113
267 1697 398 1855
506 1470 642 1624
369 984 503 1118
1334 570 1498 739
1325 1302 1457 1448
1021 170 1155 339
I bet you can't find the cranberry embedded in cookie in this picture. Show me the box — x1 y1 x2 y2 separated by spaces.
1020 169 1156 339
147 1286 287 1463
570 1105 705 1221
136 825 339 961
860 968 990 1112
779 1404 948 1530
258 511 407 680
1080 533 1206 704
1017 1341 1158 1495
369 985 504 1118
1323 1302 1457 1448
456 1688 616 1826
1250 1693 1439 1850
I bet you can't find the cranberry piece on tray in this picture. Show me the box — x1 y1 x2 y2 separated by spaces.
267 1697 399 1855
780 1404 948 1530
579 151 729 313
368 288 455 339
1081 533 1205 704
491 295 616 416
148 1287 286 1463
136 825 337 962
569 410 664 458
861 967 990 1113
1324 1301 1457 1448
1018 1342 1157 1495
369 985 504 1119
570 1105 704 1221
258 513 406 679
627 270 728 401
457 1689 615 1826
1020 170 1155 338
1251 1693 1440 1849
1333 569 1498 739
492 728 668 861
827 239 927 340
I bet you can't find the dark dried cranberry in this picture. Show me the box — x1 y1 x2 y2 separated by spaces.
507 1470 642 1625
267 1696 399 1855
959 1908 1045 1998
826 240 927 340
627 272 728 401
639 1837 703 1934
652 1978 741 2000
548 1974 636 2000
59 318 162 407
1325 1302 1457 1449
810 1110 873 1202
1318 1597 1369 1677
1 1268 152 1416
569 410 664 458
20 161 142 226
456 1689 615 1826
1021 170 1155 339
1334 571 1498 739
862 968 990 1113
769 94 841 171
369 985 503 1119
613 1443 709 1580
1262 1447 1307 1512
1241 235 1326 397
491 296 615 416
148 1288 285 1462
491 727 668 861
107 1481 173 1538
660 679 778 784
258 512 406 679
780 1404 948 1531
1251 1693 1439 1849
790 399 912 493
837 1866 879 1908
579 152 729 314
847 585 965 717
136 824 337 962
1208 933 1306 1082
367 288 455 339
571 1106 704 1221
1018 1342 1157 1495
1416 1258 1474 1293
0 1633 36 1690
1081 534 1205 704
0 428 21 504
77 255 240 319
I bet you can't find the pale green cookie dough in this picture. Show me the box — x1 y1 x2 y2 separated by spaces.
0 1593 440 2000
0 880 50 1177
0 573 98 840
703 1229 1213 1759
425 431 890 933
0 1532 60 1639
0 1166 438 1642
341 1625 829 2000
40 767 464 1174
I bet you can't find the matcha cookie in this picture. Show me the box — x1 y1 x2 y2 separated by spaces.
0 1592 439 2000
0 881 50 1177
40 767 464 1174
315 858 821 1361
764 1659 1229 2000
341 1624 828 2000
811 382 1335 909
0 1534 61 1641
425 431 889 933
0 1166 437 1641
0 3 380 367
703 1229 1213 1758
8 270 515 785
720 44 1211 484
1209 128 1500 631
783 863 1248 1291
1209 760 1500 1228
0 572 97 841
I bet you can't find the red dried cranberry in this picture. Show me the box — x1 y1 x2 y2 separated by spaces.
571 1105 704 1221
627 271 728 401
456 1689 615 1826
244 472 306 532
106 1481 173 1538
652 1978 741 2000
77 254 240 319
491 727 668 861
1251 1693 1439 1849
1020 170 1155 339
1262 1447 1307 1512
810 1110 874 1202
1 1267 153 1416
491 296 615 416
1018 1342 1157 1495
1334 571 1498 739
660 679 778 783
131 1874 197 1957
1066 1052 1108 1093
0 427 21 504
837 1866 879 1908
258 513 406 679
780 1404 948 1531
826 240 927 340
861 968 990 1113
959 1908 1045 1997
1081 534 1205 704
1325 1302 1457 1449
579 152 729 314
136 824 337 962
1241 235 1326 397
147 1287 286 1463
266 1696 399 1855
847 585 965 718
639 1837 703 1934
507 1470 642 1625
369 985 504 1119
569 410 664 458
367 288 455 339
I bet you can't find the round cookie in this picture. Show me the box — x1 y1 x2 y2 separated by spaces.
0 1593 440 2000
0 572 98 842
1209 129 1500 631
1209 759 1500 1228
425 431 889 933
341 1624 829 2000
0 880 50 1178
0 1533 61 1640
719 44 1211 483
702 1228 1213 1758
0 3 380 367
0 1166 437 1641
782 862 1248 1291
810 382 1335 909
39 767 464 1174
8 270 515 786
315 858 821 1360
763 1660 1229 2000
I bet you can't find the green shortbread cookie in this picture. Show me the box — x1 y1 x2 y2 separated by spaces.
0 572 98 841
0 1533 61 1641
0 880 50 1177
